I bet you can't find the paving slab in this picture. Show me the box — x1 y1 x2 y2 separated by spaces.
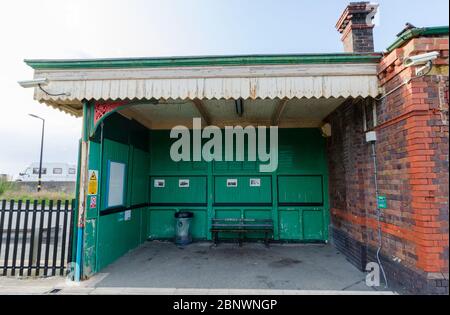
0 241 398 295
94 241 392 292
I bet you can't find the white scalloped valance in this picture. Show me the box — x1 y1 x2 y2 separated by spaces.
33 63 380 116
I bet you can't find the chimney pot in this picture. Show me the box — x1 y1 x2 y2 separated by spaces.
336 2 378 53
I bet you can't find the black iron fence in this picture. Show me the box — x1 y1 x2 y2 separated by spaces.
0 200 76 277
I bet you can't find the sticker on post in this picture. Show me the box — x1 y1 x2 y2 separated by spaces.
88 170 98 195
179 179 190 188
124 210 132 221
377 196 387 209
89 196 97 209
227 179 238 187
154 179 165 188
250 178 261 187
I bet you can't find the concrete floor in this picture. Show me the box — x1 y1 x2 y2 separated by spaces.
95 241 385 292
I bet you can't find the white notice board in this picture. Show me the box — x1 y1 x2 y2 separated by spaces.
107 161 126 208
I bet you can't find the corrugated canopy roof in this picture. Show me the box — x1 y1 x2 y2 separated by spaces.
24 53 382 117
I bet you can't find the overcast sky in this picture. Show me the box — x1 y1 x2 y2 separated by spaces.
0 0 448 177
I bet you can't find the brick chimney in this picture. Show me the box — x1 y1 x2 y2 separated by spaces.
336 2 378 53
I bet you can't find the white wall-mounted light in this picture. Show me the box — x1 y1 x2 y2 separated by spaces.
18 78 49 88
18 78 70 97
404 51 440 76
404 51 440 67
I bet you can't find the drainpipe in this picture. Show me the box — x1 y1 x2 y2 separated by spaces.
368 136 388 289
365 102 388 289
75 225 83 281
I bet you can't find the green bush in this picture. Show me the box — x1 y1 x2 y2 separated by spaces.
0 191 74 203
0 179 15 196
0 180 73 202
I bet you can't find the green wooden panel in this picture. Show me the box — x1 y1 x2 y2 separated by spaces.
140 208 149 244
148 209 176 239
83 219 96 276
97 209 142 270
229 162 244 170
186 209 207 239
244 209 272 220
192 161 207 170
150 131 175 172
130 148 150 205
97 139 136 270
93 113 150 151
145 128 329 243
243 209 272 239
150 176 207 204
214 176 272 204
303 210 324 240
96 138 149 270
278 176 323 204
214 209 241 239
150 131 207 174
100 139 130 210
277 129 327 173
130 148 150 243
215 209 242 219
278 210 302 240
213 161 228 171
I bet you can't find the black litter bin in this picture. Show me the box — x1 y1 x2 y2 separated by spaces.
174 212 194 245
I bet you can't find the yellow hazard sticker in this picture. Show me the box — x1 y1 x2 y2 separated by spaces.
88 170 98 195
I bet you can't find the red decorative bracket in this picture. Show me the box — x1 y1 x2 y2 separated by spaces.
94 101 128 126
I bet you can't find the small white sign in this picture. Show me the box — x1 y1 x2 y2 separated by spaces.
154 179 165 188
250 178 261 187
179 179 190 188
227 179 238 187
124 210 132 221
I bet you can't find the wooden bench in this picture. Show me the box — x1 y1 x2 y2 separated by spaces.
211 218 274 247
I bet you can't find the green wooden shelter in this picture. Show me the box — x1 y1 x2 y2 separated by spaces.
24 53 382 278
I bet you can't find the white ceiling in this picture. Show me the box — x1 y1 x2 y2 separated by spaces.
120 97 348 130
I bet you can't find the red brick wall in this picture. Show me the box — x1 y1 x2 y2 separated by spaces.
327 34 449 294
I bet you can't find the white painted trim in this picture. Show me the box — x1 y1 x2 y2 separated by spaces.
31 63 380 116
34 63 378 81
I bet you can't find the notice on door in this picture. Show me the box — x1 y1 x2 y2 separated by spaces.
227 179 238 187
88 170 99 195
154 179 165 188
179 179 190 188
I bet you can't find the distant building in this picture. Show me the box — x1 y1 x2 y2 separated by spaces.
16 163 77 182
0 174 12 182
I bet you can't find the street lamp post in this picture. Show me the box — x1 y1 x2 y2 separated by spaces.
29 114 45 192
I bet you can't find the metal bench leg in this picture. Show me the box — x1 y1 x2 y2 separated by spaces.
214 232 219 247
239 233 243 247
265 232 270 248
